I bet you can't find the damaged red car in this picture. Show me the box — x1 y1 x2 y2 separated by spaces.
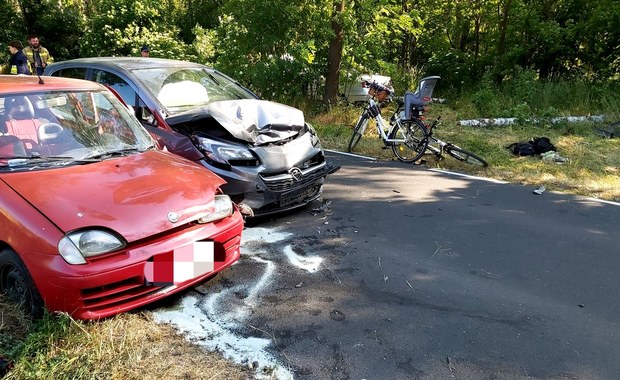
0 75 244 320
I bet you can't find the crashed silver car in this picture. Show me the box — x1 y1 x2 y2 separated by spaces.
45 58 339 216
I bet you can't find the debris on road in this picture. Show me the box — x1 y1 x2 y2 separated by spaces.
446 356 456 372
533 185 546 195
406 280 414 291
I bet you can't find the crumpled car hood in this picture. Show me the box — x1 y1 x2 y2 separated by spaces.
167 99 306 145
4 151 225 242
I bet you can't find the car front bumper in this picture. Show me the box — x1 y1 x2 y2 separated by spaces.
28 211 244 320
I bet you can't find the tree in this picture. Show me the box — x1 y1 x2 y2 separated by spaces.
324 0 346 104
80 0 196 60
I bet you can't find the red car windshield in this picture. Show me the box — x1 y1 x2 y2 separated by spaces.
0 89 153 163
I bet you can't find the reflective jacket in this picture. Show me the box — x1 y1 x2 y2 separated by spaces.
22 46 54 75
8 50 31 75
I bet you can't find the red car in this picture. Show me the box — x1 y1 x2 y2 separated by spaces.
0 75 244 320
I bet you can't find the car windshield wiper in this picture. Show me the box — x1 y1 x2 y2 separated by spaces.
83 147 145 160
202 69 220 85
0 155 101 167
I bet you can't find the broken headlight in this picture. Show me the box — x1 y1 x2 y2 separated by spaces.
197 194 234 223
194 136 258 166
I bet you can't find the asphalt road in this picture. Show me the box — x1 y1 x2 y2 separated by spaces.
157 151 620 380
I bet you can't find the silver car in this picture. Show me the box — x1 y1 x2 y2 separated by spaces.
45 58 339 216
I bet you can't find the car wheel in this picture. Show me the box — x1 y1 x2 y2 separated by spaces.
0 249 44 318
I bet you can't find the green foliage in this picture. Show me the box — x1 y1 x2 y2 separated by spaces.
9 313 72 375
214 0 331 101
192 25 217 65
0 0 26 44
79 0 196 60
0 0 619 107
509 102 533 122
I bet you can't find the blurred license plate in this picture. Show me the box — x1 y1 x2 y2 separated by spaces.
144 241 214 285
281 184 321 206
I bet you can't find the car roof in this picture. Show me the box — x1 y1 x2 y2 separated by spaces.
47 57 208 71
0 74 104 93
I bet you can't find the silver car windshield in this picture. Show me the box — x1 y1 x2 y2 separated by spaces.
131 67 255 114
0 90 153 162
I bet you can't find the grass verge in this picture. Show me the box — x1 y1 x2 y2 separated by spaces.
0 296 250 380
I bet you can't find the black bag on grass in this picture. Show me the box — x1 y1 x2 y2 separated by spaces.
507 142 536 156
531 137 556 154
507 136 555 156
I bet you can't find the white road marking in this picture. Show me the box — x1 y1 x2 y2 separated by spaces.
325 148 377 160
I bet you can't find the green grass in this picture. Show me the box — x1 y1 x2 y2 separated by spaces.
309 102 620 202
0 298 250 380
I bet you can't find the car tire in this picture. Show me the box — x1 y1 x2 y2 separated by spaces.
0 248 44 318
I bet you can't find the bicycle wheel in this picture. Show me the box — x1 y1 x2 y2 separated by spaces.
445 145 488 167
348 113 370 152
388 118 428 163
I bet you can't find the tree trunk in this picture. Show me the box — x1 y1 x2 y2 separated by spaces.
324 0 346 105
16 0 37 34
399 0 409 68
495 0 513 83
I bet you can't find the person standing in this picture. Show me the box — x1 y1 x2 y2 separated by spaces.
22 34 53 76
7 40 31 75
140 45 150 57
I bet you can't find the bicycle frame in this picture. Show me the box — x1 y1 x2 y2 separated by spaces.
363 98 406 145
421 118 447 156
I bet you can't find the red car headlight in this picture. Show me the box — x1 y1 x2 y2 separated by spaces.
197 194 234 224
58 230 126 265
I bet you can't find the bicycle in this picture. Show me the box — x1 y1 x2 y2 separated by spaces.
347 80 425 162
348 76 488 167
409 115 488 167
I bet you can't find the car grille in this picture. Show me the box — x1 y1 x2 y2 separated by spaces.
260 160 328 192
80 276 165 309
